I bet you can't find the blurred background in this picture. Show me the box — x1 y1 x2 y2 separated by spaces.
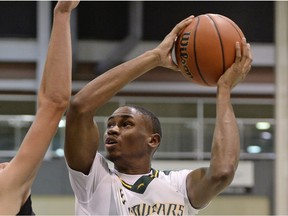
0 1 287 215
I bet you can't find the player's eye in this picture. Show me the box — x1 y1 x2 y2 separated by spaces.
107 121 115 128
123 121 133 127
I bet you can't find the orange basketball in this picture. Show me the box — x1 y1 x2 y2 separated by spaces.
174 14 244 86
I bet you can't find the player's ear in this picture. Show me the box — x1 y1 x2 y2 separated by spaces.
148 133 161 149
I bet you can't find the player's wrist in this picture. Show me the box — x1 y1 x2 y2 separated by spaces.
54 5 74 15
141 49 162 68
216 85 232 102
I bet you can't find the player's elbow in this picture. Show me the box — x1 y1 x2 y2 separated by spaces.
52 93 70 109
210 165 236 188
38 92 70 111
68 95 93 116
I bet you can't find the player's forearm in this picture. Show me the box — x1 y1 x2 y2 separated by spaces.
209 86 240 182
38 11 72 110
72 50 160 113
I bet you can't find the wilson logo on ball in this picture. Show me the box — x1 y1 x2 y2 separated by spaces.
179 32 193 79
174 13 244 86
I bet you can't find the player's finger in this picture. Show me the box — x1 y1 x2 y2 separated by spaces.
172 16 194 36
235 41 241 63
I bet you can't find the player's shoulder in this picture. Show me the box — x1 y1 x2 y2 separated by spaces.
157 169 192 180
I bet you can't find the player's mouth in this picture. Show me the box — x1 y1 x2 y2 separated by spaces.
105 137 118 145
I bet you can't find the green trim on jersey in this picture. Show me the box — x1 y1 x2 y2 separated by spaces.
118 168 159 194
163 170 172 175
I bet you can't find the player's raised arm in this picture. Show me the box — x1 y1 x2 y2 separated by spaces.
0 1 79 215
186 38 252 209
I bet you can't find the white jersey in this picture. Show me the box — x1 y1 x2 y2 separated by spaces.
67 153 199 215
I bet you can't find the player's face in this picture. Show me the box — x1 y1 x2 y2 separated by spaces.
104 106 153 163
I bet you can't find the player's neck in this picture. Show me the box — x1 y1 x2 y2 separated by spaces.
114 164 151 175
114 169 153 185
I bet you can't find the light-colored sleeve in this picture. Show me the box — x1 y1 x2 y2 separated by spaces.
167 169 209 214
66 152 110 203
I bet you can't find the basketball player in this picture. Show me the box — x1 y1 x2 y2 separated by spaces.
65 17 252 215
0 1 79 214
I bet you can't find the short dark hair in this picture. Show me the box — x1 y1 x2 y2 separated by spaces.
127 105 162 138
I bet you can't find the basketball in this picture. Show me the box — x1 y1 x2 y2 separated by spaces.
174 13 244 86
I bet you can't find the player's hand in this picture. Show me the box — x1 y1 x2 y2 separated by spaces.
55 0 80 13
153 16 194 71
217 37 253 89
